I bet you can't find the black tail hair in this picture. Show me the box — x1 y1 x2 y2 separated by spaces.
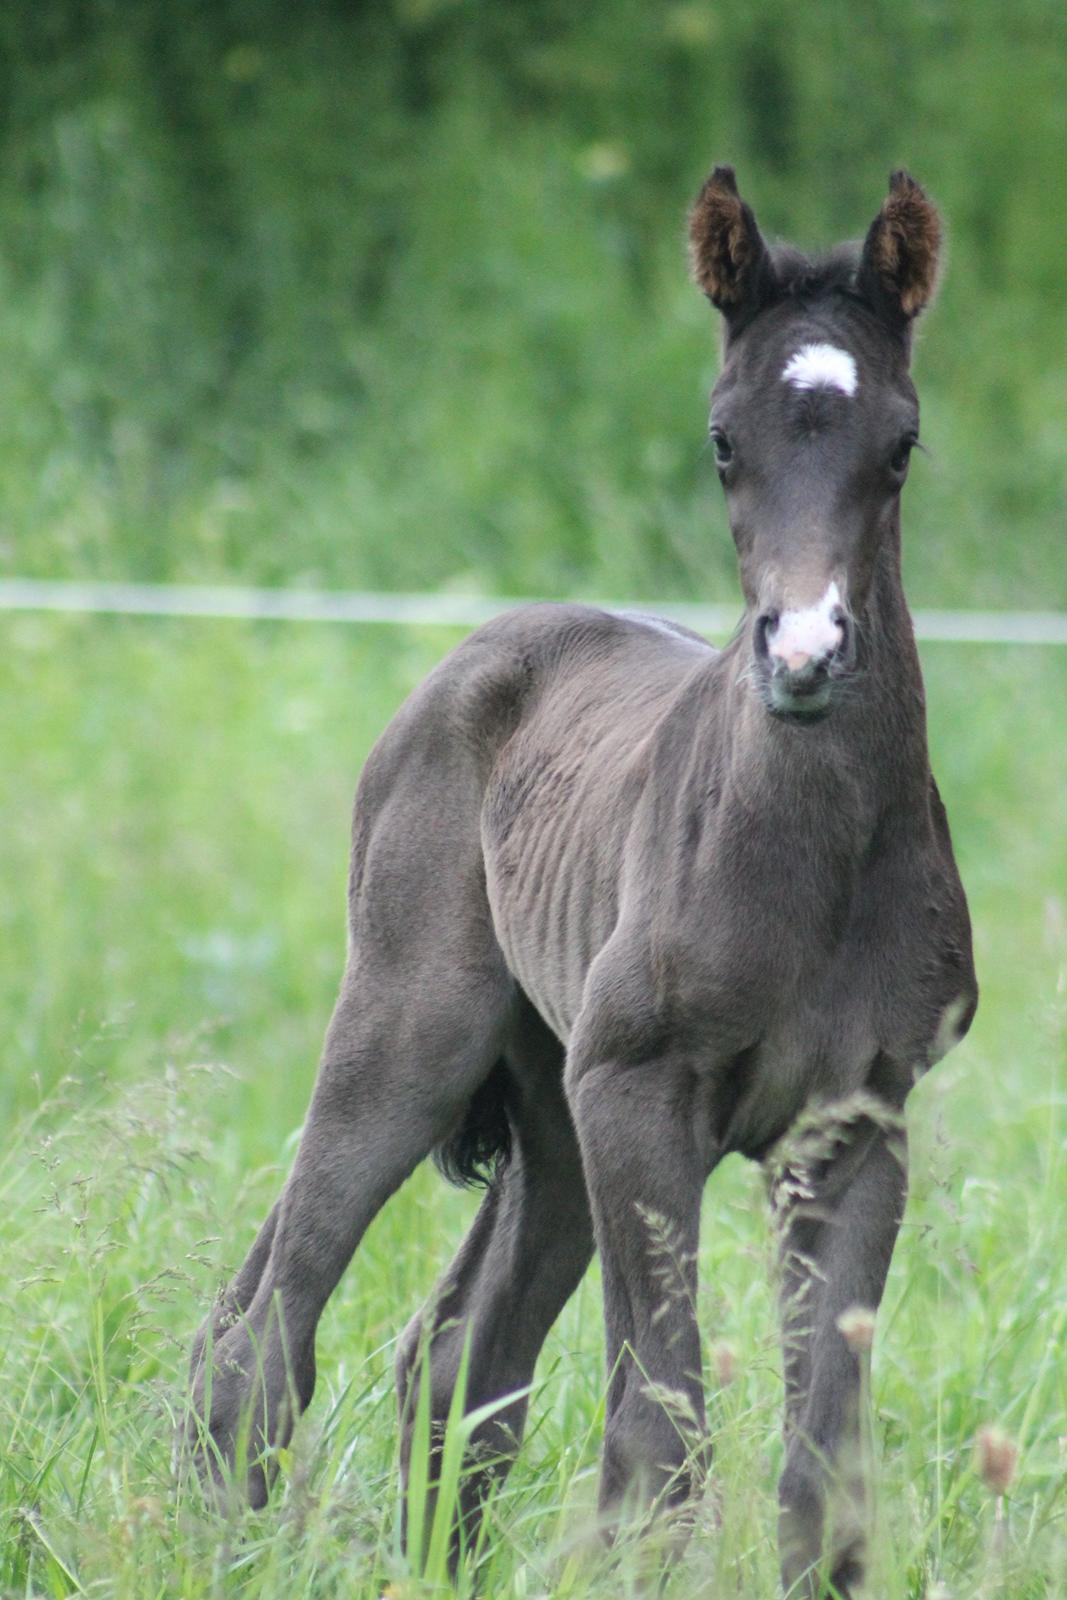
432 1058 513 1188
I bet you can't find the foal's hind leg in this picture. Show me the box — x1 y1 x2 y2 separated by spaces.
189 1200 279 1380
187 683 517 1507
188 954 513 1507
396 1002 594 1564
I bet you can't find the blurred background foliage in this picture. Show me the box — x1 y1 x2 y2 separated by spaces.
0 0 1064 607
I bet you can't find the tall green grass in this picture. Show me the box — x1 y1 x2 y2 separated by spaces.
2 618 1065 1595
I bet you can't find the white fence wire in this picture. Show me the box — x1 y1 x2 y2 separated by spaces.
1 577 1066 645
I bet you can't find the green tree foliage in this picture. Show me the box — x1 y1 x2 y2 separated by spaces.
0 0 1063 604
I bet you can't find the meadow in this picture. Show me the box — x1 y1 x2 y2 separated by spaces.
2 614 1065 1597
3 2 1067 1594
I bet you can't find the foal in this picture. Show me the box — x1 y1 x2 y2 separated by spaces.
188 168 976 1596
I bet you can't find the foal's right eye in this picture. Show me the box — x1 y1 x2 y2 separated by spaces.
710 428 734 476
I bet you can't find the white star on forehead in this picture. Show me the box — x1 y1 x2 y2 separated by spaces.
782 343 858 397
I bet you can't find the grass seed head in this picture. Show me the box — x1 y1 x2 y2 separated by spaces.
712 1340 737 1388
836 1305 876 1353
975 1425 1018 1496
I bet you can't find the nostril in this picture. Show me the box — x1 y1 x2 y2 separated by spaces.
754 610 779 661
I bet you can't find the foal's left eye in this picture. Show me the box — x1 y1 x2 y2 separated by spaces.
890 433 918 476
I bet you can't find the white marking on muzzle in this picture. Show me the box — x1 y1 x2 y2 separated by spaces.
768 582 844 672
782 343 858 397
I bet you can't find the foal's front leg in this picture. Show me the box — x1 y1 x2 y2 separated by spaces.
772 1101 907 1598
566 1049 710 1527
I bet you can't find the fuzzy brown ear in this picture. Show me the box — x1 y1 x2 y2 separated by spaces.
688 165 777 330
858 170 942 328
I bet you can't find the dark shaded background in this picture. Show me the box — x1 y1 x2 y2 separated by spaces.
1 0 1063 606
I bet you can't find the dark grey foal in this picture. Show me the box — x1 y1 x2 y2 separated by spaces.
188 167 976 1597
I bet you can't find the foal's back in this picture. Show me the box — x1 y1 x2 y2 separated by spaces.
340 599 718 1033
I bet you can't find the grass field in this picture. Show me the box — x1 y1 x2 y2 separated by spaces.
2 614 1066 1597
3 5 1065 1594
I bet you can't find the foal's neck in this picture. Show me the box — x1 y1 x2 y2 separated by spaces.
727 539 931 822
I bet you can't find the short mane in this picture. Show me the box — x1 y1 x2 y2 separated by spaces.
767 242 866 306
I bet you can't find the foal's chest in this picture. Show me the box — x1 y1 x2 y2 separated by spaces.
683 851 975 1158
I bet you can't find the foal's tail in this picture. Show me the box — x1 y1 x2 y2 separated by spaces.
432 1058 513 1188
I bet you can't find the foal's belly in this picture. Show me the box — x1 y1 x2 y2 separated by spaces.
485 828 619 1044
483 748 647 1044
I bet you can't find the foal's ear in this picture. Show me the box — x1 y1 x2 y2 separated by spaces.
858 170 943 328
688 165 777 329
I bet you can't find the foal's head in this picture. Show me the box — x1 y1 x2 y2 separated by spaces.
689 167 942 720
